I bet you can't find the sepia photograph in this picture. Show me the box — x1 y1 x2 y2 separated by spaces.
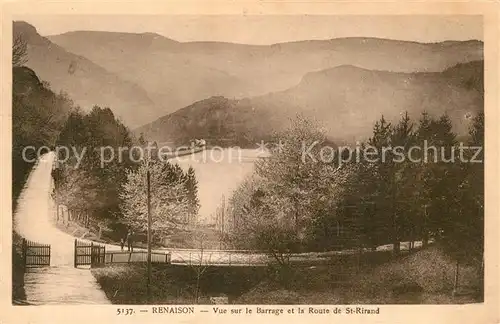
5 8 492 313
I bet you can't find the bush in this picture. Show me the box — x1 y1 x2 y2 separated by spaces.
12 232 26 302
346 245 482 304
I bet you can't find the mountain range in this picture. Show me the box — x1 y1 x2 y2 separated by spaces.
14 21 484 142
136 61 483 145
13 21 160 127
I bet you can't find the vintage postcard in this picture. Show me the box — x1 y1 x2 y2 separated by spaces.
1 1 499 323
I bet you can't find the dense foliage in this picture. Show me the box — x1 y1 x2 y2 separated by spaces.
52 106 136 223
228 112 484 265
12 67 72 204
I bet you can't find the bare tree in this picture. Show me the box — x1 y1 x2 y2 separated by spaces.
13 35 28 67
190 231 212 304
174 228 225 304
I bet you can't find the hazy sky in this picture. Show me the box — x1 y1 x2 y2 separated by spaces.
16 15 482 44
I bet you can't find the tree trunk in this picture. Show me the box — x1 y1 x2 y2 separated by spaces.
393 240 400 256
422 231 429 247
453 259 460 293
422 204 429 247
392 211 400 256
195 274 201 304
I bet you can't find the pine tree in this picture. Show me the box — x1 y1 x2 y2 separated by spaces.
411 112 461 248
184 166 200 223
429 114 458 242
414 112 438 246
367 115 401 253
470 111 484 147
439 112 484 292
444 112 483 258
391 112 418 250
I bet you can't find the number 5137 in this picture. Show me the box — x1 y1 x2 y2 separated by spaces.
117 308 134 315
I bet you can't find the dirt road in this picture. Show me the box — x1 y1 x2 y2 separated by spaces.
14 152 110 304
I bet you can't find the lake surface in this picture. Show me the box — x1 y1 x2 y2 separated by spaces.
171 148 267 223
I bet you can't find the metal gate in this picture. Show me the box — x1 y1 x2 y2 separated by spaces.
74 239 105 268
22 239 50 267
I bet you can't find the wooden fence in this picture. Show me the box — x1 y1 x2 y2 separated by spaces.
74 239 171 268
74 239 105 268
23 239 50 267
105 251 171 264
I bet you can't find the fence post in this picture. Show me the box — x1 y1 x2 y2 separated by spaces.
90 242 94 268
22 238 27 271
103 246 106 266
97 245 101 267
74 239 77 268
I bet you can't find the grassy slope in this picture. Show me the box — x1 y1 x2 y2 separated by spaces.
92 264 266 304
236 246 482 304
343 245 482 304
53 219 109 243
91 245 483 305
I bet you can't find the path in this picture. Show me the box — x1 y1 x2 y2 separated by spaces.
14 152 110 304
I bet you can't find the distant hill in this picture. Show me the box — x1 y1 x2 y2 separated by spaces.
136 61 484 145
13 21 158 128
49 31 257 117
49 30 483 123
135 96 276 147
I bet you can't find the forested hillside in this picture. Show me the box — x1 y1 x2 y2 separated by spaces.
12 66 72 204
137 61 484 145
